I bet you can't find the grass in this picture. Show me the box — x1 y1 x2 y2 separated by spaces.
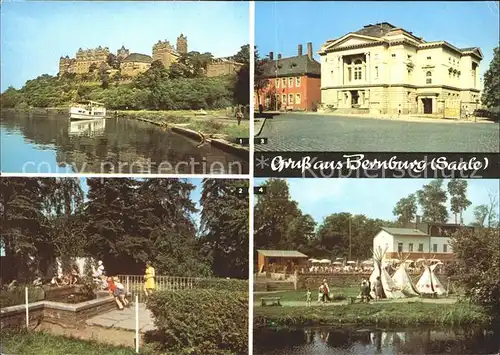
0 331 137 355
255 287 360 302
254 301 493 329
117 110 249 139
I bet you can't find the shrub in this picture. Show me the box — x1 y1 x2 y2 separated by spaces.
194 278 248 292
450 228 500 315
0 286 45 308
145 289 248 354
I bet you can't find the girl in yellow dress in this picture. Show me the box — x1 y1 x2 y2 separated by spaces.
143 261 156 298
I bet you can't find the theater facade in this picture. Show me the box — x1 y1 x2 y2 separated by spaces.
318 22 483 116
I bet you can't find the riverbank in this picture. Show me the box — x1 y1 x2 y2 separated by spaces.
116 110 249 160
115 110 249 141
254 301 493 329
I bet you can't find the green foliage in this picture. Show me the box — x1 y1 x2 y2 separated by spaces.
416 179 448 223
447 179 472 224
449 228 500 315
1 331 137 355
194 278 248 292
82 178 207 276
0 286 45 308
146 289 248 354
254 178 393 260
1 47 246 110
254 302 492 328
393 193 417 225
482 47 500 109
199 179 249 279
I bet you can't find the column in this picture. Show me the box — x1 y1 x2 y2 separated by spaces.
339 56 343 85
365 52 370 84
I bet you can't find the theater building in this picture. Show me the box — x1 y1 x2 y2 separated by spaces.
255 43 321 111
318 22 482 116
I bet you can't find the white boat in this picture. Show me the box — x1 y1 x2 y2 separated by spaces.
69 100 107 120
68 119 106 137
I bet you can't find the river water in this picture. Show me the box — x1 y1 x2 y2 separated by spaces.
254 326 500 355
0 111 248 174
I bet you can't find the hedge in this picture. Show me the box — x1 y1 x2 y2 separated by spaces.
145 289 248 354
193 278 248 292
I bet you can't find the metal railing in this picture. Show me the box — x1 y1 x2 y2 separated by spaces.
117 275 199 303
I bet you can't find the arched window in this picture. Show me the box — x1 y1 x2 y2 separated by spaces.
354 59 363 80
426 71 432 84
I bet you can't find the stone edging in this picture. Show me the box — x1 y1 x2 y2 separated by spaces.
120 115 249 160
1 296 115 318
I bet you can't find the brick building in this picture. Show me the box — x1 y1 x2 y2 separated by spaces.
255 42 321 111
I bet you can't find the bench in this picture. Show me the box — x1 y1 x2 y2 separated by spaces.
261 296 281 307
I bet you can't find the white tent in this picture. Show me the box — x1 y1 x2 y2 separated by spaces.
346 261 356 265
415 263 446 296
332 261 342 266
319 259 331 264
308 258 320 263
392 263 419 296
369 247 405 299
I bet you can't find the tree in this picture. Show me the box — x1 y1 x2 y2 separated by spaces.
107 53 121 70
309 213 393 260
447 179 472 224
472 191 499 228
254 47 270 108
450 228 500 311
416 179 448 223
254 178 302 249
83 178 203 276
481 47 500 109
233 45 250 105
199 179 249 278
393 193 417 225
232 44 250 66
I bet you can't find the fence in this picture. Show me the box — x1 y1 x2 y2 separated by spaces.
118 275 199 303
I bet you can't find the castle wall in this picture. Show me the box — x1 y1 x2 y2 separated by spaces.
120 61 151 77
206 62 243 77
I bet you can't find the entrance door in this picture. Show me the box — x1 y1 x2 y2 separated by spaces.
351 90 359 106
422 98 432 114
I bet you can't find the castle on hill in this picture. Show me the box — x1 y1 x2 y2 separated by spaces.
58 34 243 78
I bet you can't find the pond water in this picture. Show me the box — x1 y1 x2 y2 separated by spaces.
0 111 248 174
253 326 500 354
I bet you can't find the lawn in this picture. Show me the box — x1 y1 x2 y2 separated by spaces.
253 300 492 329
254 287 360 303
1 331 137 355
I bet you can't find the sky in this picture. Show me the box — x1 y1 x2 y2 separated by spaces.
0 1 249 90
254 178 500 226
256 1 499 81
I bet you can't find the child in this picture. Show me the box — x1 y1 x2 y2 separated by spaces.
114 277 129 307
306 289 312 307
318 284 324 303
107 276 124 310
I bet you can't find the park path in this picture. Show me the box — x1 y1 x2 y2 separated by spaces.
85 303 156 333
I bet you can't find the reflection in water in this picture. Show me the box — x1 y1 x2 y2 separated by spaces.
254 326 500 354
68 119 106 137
0 112 248 174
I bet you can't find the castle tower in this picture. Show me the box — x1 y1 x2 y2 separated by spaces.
117 45 130 60
152 40 180 69
176 34 188 54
